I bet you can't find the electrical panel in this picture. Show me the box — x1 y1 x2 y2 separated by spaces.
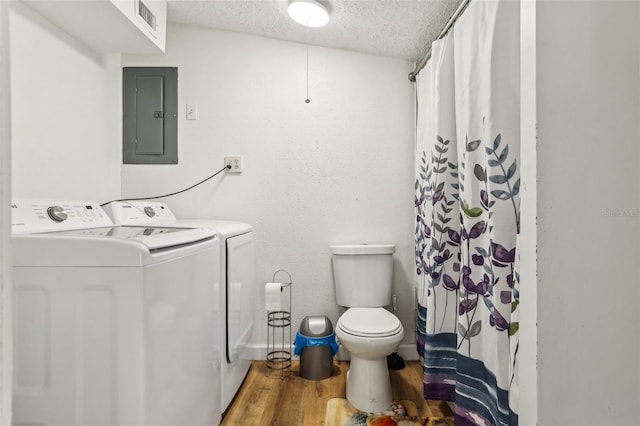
123 67 177 164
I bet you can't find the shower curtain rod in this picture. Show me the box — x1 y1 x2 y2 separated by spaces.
408 0 471 82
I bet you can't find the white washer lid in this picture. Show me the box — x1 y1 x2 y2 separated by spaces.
338 307 402 337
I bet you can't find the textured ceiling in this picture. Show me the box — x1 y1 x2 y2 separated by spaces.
166 0 463 62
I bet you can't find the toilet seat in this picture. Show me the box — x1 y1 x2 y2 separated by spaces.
338 307 402 337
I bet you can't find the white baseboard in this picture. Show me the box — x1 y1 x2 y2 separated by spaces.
394 344 420 361
245 343 419 362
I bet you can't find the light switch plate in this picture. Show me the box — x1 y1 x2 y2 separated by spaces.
186 103 198 120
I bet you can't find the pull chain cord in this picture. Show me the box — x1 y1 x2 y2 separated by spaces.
305 25 310 104
100 164 231 206
305 44 310 104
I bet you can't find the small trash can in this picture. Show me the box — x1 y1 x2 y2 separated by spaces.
294 315 339 380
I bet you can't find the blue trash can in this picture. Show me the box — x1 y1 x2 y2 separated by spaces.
294 315 339 380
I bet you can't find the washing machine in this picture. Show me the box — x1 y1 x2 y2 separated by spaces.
12 199 222 426
104 201 256 414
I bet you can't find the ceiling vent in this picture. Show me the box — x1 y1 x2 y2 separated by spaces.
138 0 157 31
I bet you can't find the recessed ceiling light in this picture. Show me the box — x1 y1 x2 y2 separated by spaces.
287 0 329 28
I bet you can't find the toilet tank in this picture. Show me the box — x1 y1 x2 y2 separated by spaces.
331 244 395 307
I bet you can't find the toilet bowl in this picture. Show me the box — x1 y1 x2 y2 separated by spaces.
336 307 404 413
330 243 403 413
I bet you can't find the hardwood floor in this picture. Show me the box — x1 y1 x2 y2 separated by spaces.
221 360 453 425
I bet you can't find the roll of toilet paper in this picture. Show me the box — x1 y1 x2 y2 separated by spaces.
265 282 283 312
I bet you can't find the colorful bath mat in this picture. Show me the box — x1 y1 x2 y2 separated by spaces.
324 398 454 426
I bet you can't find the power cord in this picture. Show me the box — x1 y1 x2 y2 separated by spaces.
100 164 231 207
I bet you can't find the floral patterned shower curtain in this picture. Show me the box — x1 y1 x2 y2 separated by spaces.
415 1 520 425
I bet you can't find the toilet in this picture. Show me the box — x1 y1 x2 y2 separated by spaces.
331 244 404 413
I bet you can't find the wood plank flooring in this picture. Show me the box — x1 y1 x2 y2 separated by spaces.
221 360 453 425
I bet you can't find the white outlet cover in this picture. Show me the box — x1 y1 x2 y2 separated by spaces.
224 156 242 173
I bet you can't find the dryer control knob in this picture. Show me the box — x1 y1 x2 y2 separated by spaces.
144 206 156 217
47 206 68 222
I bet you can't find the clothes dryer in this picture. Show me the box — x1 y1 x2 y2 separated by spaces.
104 201 256 413
12 199 222 426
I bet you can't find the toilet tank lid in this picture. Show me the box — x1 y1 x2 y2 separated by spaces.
330 244 395 255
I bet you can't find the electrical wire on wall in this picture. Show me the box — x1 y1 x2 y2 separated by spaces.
100 164 231 207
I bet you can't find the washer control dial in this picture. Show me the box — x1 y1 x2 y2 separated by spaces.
47 206 68 222
144 206 156 218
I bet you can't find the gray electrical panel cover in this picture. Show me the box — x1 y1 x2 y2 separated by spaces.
123 67 178 164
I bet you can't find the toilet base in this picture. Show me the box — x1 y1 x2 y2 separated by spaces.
345 356 392 413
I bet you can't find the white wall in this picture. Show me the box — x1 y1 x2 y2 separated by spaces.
518 0 537 423
0 0 11 422
122 24 417 357
535 1 640 424
9 2 121 202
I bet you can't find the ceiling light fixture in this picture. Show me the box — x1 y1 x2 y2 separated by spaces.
287 0 329 28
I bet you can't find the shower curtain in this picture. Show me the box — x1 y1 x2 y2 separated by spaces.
414 1 520 425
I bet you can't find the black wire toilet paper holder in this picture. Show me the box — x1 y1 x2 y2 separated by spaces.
266 269 292 379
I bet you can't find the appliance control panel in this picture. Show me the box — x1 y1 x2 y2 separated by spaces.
102 201 177 225
12 199 114 234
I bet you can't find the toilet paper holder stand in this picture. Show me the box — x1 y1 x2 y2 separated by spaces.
266 269 292 378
